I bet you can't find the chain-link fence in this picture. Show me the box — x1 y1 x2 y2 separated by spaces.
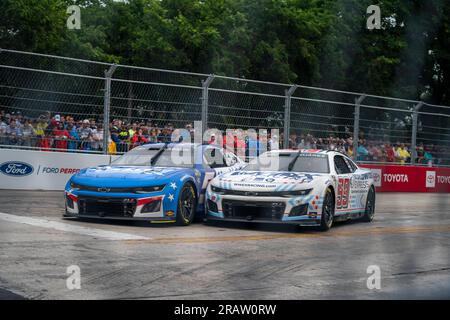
1 48 449 165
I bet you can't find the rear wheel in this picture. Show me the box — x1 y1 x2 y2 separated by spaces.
362 187 376 222
319 188 334 231
176 183 197 226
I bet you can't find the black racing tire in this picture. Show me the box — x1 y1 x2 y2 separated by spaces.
63 207 71 218
319 188 335 231
176 183 197 226
362 186 376 222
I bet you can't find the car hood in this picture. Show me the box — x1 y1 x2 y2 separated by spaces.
212 170 328 191
71 166 193 188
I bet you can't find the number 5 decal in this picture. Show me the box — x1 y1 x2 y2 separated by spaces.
336 178 350 209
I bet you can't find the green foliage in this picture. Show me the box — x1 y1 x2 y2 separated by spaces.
0 0 450 103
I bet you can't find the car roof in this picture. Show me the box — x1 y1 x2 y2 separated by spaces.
267 149 329 154
139 142 202 149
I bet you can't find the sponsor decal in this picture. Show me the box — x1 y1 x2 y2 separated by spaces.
370 169 382 187
383 173 408 183
426 171 436 188
437 175 450 185
0 161 34 177
351 175 370 190
231 171 319 183
233 183 277 188
41 167 80 175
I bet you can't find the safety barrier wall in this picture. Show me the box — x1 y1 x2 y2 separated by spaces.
0 149 117 190
1 149 449 192
361 164 450 193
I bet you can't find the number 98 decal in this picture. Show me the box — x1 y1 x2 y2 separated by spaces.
336 178 350 209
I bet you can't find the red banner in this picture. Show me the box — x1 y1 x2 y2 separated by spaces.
360 164 450 193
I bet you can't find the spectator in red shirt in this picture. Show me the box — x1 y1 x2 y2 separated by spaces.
38 128 52 151
131 128 149 148
384 143 395 162
52 122 70 151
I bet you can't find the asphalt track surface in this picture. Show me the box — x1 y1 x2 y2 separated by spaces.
0 190 449 300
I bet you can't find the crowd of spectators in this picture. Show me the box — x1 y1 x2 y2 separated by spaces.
286 133 440 165
0 110 180 154
0 109 447 165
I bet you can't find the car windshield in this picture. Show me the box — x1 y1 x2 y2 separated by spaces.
111 146 160 166
111 145 195 168
244 152 330 173
152 145 196 168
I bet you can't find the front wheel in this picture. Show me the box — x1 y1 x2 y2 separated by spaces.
319 188 334 231
176 183 197 226
362 187 376 222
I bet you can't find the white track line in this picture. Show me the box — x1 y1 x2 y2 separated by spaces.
0 212 150 241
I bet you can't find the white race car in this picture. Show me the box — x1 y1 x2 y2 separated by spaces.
205 149 375 231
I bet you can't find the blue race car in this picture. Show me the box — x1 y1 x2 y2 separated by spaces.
64 143 243 225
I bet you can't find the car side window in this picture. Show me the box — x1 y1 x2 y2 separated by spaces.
224 152 239 167
334 155 352 174
204 147 228 168
344 157 358 173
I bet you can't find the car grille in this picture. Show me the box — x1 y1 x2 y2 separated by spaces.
222 200 285 221
218 189 311 197
75 186 136 193
78 196 137 217
222 190 279 196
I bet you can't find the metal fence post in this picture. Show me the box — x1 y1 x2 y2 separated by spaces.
103 64 117 154
353 95 365 160
284 85 298 149
201 75 215 135
411 102 423 164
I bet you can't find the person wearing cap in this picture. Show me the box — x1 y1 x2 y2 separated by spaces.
78 119 93 150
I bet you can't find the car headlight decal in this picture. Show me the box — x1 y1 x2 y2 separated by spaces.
211 185 224 193
134 185 166 193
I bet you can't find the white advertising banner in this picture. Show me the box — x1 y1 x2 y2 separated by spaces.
0 149 117 191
